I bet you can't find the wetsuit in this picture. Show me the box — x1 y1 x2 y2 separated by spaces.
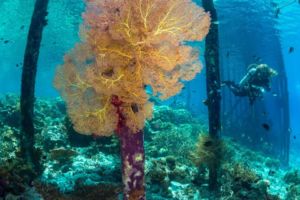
223 64 276 104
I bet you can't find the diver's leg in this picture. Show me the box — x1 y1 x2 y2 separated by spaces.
248 86 264 105
249 96 255 105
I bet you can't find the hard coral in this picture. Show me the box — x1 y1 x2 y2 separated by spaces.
221 163 280 200
283 170 300 185
54 0 210 136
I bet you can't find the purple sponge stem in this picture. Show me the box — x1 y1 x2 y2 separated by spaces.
120 126 145 200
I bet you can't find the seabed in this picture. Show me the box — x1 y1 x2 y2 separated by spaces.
0 94 299 200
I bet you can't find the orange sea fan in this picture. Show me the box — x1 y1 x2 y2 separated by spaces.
54 0 210 136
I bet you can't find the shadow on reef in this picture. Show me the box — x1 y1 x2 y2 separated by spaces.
0 94 298 199
0 157 36 197
34 182 121 200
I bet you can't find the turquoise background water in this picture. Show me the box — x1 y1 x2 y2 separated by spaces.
0 0 299 162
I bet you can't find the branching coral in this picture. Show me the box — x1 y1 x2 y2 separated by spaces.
54 0 210 136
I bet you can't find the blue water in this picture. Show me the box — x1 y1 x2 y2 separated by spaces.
0 0 300 198
214 0 300 161
1 0 299 155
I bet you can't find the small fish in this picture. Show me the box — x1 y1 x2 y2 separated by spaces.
231 138 237 142
271 2 278 7
262 111 268 116
212 21 219 25
202 99 209 106
226 52 230 57
16 64 19 67
262 123 270 131
4 40 9 44
255 57 262 62
20 25 25 30
268 170 276 176
204 140 213 147
293 135 296 139
289 47 294 53
275 8 280 18
272 92 278 97
102 69 114 77
247 136 253 142
131 103 139 113
92 133 98 140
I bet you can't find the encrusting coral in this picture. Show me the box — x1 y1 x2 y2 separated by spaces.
54 0 210 136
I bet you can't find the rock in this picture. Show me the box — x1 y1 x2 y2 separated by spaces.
283 170 300 185
265 157 280 169
165 156 176 171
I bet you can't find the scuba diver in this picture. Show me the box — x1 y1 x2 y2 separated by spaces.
222 63 278 105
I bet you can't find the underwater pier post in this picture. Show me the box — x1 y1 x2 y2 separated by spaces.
202 0 222 191
111 96 145 200
277 65 291 167
119 128 145 200
20 0 49 176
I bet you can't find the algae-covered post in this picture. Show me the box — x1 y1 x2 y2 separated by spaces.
20 0 49 177
54 0 210 199
202 0 222 191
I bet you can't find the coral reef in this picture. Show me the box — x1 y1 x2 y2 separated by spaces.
0 95 295 199
0 125 20 164
284 170 300 185
0 158 36 197
219 163 280 200
284 170 300 199
286 184 300 200
34 182 121 200
145 106 205 159
0 95 121 197
146 156 197 199
264 157 281 169
0 94 21 128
